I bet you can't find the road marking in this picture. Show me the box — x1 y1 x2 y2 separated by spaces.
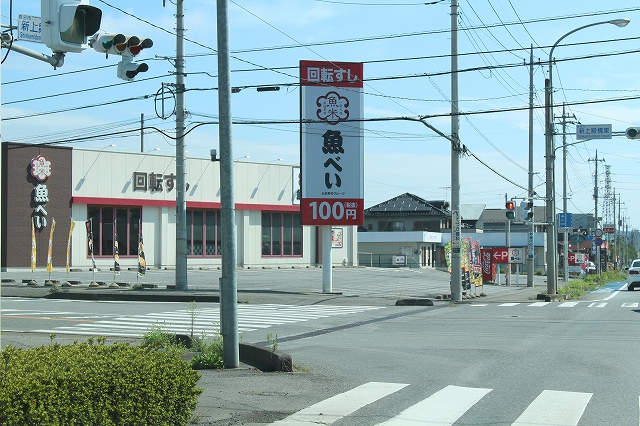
270 382 407 425
622 302 639 308
30 304 384 337
375 385 491 426
528 302 551 307
499 303 520 307
470 304 488 307
588 302 607 308
558 302 580 308
511 390 592 426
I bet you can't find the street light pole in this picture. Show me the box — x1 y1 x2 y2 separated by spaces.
544 18 629 296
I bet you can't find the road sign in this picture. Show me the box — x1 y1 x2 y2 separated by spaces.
603 224 614 234
558 213 573 228
595 237 603 246
576 124 612 140
17 14 42 43
594 228 603 237
558 227 573 233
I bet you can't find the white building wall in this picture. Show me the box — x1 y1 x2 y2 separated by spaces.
69 149 350 270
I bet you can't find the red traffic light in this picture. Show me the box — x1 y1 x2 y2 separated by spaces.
505 201 515 210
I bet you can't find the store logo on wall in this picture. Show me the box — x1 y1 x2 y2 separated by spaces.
133 171 177 193
30 155 52 229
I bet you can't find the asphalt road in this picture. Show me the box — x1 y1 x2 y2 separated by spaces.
4 268 634 425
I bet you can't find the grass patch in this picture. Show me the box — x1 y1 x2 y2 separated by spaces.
558 270 625 299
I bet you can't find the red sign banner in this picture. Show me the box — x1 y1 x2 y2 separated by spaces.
480 248 495 283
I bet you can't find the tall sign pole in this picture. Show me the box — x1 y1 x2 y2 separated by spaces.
300 60 364 292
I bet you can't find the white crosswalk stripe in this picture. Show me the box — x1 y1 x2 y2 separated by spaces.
270 382 407 425
469 301 640 309
511 390 592 426
375 385 491 426
28 304 384 337
270 383 616 425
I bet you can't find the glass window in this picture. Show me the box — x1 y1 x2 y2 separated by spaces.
187 209 221 257
262 212 302 257
87 206 141 257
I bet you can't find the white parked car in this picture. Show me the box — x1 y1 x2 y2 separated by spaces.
626 259 640 291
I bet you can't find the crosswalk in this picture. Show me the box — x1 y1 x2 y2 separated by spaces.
469 301 639 309
268 382 628 425
8 304 384 337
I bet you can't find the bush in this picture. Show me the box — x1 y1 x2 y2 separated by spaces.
191 333 224 370
0 340 202 426
559 270 626 298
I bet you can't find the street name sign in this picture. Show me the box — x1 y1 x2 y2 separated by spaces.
576 124 612 140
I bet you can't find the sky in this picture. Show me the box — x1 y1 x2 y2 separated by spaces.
2 0 640 232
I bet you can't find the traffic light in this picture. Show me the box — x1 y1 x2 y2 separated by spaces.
90 33 153 81
505 200 515 220
91 32 125 57
118 56 149 81
41 0 102 53
625 127 640 139
520 200 534 221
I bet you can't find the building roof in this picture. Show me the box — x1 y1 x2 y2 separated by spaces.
460 204 485 221
365 193 451 217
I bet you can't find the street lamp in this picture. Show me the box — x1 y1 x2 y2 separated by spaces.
545 18 629 296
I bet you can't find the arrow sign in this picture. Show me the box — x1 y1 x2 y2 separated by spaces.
492 247 509 263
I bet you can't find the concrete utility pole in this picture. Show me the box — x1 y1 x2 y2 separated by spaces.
559 104 577 284
216 0 239 368
589 151 604 274
450 0 462 301
175 0 188 290
140 113 144 153
527 45 534 287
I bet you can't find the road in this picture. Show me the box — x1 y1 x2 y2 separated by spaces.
2 269 638 424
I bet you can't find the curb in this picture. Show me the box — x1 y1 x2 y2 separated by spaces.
44 291 220 303
239 343 293 372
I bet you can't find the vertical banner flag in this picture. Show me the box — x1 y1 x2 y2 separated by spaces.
300 60 364 226
46 218 56 272
85 219 97 271
113 218 121 272
66 219 75 273
31 219 37 271
138 219 146 275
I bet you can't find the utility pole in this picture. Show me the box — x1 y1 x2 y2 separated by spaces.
140 113 144 153
589 151 604 275
558 104 577 284
613 189 617 269
216 0 239 368
175 0 188 290
450 0 462 301
527 45 534 287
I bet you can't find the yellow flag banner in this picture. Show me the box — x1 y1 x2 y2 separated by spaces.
47 218 56 272
138 218 146 275
66 219 76 273
31 219 37 271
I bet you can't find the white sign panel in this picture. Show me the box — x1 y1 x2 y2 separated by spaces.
17 14 42 43
576 124 612 140
300 60 364 226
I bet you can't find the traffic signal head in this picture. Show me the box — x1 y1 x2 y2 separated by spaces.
91 32 125 55
117 55 149 81
520 200 534 221
505 200 515 220
625 127 640 139
41 0 102 53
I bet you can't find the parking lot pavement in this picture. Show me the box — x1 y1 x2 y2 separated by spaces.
1 266 549 305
